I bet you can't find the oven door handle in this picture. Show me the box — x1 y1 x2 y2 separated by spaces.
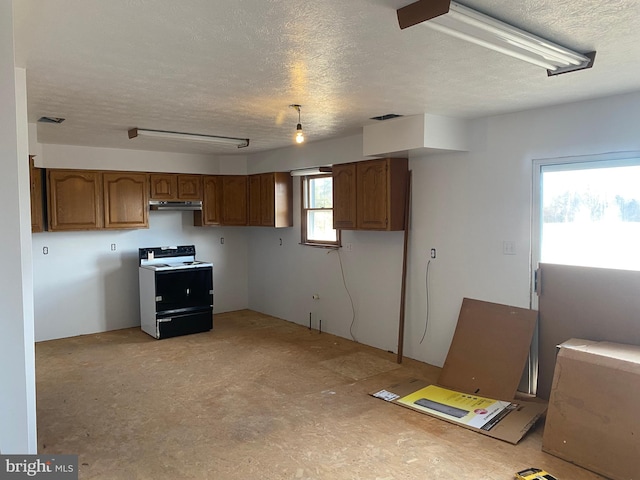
157 309 212 322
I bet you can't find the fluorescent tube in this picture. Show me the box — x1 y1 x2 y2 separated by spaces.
289 167 332 177
399 0 595 75
128 128 249 148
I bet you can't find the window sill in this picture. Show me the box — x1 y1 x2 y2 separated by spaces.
299 242 341 249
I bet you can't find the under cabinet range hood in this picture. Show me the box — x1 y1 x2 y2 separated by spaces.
149 200 203 211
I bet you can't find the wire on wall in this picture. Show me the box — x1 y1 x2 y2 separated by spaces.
333 248 357 341
420 259 431 344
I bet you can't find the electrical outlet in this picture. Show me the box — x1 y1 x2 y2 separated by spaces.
43 246 49 255
110 243 116 251
430 248 436 259
503 240 516 255
345 243 353 251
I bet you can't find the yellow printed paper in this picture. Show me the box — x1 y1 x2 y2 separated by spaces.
398 384 514 429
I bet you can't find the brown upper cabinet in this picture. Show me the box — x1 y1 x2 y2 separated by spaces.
103 172 149 229
149 173 202 201
194 175 248 226
248 172 293 227
333 158 408 231
29 156 44 233
48 169 103 231
48 169 149 231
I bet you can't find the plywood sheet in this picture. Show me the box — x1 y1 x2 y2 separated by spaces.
319 352 401 380
438 298 537 401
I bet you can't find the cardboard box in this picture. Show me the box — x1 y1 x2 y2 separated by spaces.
542 339 640 480
372 298 547 444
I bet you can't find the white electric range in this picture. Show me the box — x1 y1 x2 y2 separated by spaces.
138 245 214 339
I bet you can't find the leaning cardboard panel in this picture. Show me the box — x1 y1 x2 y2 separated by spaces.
438 298 538 400
542 339 640 480
371 298 546 444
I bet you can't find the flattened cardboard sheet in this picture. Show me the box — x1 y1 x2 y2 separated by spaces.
371 379 546 444
438 298 537 401
370 299 544 444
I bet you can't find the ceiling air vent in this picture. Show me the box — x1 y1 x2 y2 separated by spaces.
370 114 403 121
38 116 66 124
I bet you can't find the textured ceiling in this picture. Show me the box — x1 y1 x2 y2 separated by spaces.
12 0 640 155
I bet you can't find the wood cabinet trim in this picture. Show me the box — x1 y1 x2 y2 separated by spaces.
30 156 45 233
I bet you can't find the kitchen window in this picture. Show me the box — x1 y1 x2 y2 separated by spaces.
301 174 340 247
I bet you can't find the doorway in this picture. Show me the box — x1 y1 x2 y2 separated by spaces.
530 151 640 397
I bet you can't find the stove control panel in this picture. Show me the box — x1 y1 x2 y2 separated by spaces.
139 245 196 262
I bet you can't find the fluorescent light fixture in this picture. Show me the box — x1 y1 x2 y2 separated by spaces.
128 128 249 148
290 167 332 177
397 0 595 76
38 116 66 124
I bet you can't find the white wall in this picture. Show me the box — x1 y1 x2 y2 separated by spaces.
32 144 250 342
247 91 640 367
0 0 37 453
38 142 249 174
247 191 405 352
404 92 640 366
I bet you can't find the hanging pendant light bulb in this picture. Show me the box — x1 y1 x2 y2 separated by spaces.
290 104 304 144
295 124 304 144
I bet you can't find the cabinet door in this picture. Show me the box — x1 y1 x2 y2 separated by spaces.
248 174 262 226
195 175 222 226
356 159 388 230
29 156 44 232
149 174 178 200
48 170 102 231
177 175 202 200
103 172 149 229
222 176 248 225
333 163 357 229
260 173 275 226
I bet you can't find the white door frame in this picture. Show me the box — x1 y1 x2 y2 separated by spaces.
528 150 640 394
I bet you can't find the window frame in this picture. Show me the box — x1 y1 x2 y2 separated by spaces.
300 174 341 248
531 150 640 308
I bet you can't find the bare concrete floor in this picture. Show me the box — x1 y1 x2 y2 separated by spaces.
36 310 605 480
